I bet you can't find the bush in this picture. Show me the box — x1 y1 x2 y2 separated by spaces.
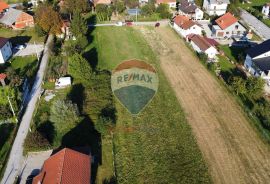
24 131 51 152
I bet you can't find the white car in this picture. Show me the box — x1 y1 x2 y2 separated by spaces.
115 21 123 26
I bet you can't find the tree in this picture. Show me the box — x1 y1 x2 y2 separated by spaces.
141 3 156 16
230 76 246 95
124 0 139 8
68 53 93 83
70 10 88 37
35 4 62 34
246 77 264 99
115 1 126 13
96 4 113 21
63 0 90 14
156 3 171 19
50 100 79 132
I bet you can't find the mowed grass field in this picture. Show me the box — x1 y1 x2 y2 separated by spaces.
86 27 211 183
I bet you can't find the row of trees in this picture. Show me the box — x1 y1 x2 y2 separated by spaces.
141 3 171 19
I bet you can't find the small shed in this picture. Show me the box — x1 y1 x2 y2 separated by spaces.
55 77 71 88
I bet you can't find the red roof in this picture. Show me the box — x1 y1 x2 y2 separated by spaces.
0 73 6 80
174 15 189 27
189 34 214 51
0 1 8 13
215 12 238 30
33 148 91 184
0 37 9 48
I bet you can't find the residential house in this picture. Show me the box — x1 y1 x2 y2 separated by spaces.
0 8 34 29
212 12 246 39
244 39 270 83
203 0 230 16
93 0 112 6
139 0 149 5
0 0 9 14
173 15 202 38
156 0 176 8
33 148 91 184
178 0 204 20
0 37 12 64
188 34 218 59
262 3 270 17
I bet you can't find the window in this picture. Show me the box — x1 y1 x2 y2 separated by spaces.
235 25 239 30
226 32 229 34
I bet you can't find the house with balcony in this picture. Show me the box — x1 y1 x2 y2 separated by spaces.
212 12 246 39
203 0 230 16
178 0 204 20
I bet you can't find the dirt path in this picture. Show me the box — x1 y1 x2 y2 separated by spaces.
137 26 270 184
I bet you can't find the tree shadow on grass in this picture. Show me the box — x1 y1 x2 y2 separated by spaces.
37 121 56 144
102 176 117 184
59 116 101 183
0 123 15 149
68 83 85 113
83 47 98 70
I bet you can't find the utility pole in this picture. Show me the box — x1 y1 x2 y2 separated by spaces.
34 41 39 60
7 96 18 123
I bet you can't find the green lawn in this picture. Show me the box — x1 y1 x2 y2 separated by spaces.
0 27 45 44
86 27 211 183
218 45 246 63
218 55 235 73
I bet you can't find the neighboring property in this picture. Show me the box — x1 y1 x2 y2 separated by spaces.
262 3 270 18
178 0 204 20
188 34 218 59
173 15 202 38
0 37 12 64
0 0 9 14
0 8 34 29
33 148 91 184
156 0 176 8
244 39 270 83
93 0 112 6
212 12 246 39
203 0 230 16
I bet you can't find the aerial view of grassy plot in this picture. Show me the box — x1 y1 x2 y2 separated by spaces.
85 27 211 183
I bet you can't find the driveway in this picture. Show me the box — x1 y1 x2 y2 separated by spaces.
240 9 270 40
14 44 44 57
19 150 52 184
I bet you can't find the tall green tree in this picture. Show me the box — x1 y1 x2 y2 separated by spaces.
230 76 246 95
70 10 88 37
68 53 93 83
62 0 90 14
96 4 113 21
246 77 264 99
156 4 171 18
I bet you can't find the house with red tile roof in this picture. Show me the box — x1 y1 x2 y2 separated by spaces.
173 15 202 38
212 12 246 39
32 148 91 184
187 34 218 59
156 0 176 8
0 0 8 14
0 8 34 29
0 37 12 64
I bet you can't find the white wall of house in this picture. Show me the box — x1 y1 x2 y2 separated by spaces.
203 0 228 16
179 8 204 20
168 2 176 8
190 40 217 58
174 23 202 37
0 41 12 64
213 22 246 39
262 5 270 16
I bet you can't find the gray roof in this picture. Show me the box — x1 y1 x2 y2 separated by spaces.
253 56 270 72
209 0 230 4
0 8 22 26
246 39 270 58
179 0 197 14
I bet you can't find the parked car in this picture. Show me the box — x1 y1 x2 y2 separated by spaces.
125 20 133 26
115 21 124 26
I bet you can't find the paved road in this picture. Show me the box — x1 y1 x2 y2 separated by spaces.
240 9 270 40
14 44 44 57
1 35 53 184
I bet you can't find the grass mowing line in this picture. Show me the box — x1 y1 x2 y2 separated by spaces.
89 26 211 184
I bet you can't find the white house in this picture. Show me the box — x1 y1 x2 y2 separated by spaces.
55 77 72 88
179 0 204 20
244 39 270 83
139 0 149 5
212 12 246 39
262 3 270 17
30 0 45 6
203 0 230 16
0 37 12 64
173 15 202 38
188 34 218 59
156 0 176 8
